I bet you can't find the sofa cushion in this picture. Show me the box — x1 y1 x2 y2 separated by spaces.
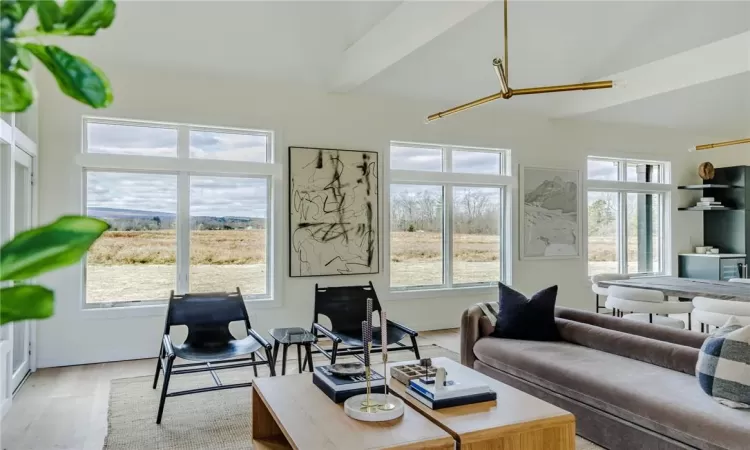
473 338 750 450
492 283 560 341
556 318 699 375
697 318 750 408
556 306 706 349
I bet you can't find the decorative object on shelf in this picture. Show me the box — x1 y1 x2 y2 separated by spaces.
289 146 379 277
344 393 405 422
390 364 439 385
426 0 615 122
699 162 716 180
328 362 365 377
689 138 750 152
342 304 405 421
520 166 581 259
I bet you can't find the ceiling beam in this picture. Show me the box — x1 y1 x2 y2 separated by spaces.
552 31 750 118
329 0 491 93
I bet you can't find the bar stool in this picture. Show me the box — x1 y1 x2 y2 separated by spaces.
605 286 693 329
692 296 750 333
591 274 629 314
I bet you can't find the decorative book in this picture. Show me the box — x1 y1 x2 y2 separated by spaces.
313 366 385 403
406 387 497 410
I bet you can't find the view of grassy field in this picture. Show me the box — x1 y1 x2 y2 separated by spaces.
86 229 633 302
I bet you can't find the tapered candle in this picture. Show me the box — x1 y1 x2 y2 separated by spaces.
362 320 370 367
366 298 373 342
381 310 388 358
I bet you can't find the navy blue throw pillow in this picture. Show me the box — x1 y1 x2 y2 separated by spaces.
492 283 560 341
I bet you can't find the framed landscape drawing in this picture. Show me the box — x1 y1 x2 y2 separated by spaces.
520 166 581 260
289 146 379 276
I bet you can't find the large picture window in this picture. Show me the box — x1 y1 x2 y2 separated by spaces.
389 142 510 291
586 157 669 276
82 118 277 306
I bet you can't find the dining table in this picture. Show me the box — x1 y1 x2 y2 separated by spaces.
596 276 750 302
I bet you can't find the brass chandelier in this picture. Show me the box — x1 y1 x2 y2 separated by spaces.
689 138 750 152
426 0 615 122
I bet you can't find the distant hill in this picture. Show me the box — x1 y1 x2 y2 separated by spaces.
88 207 265 230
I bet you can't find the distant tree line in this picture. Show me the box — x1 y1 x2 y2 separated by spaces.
100 216 265 231
391 188 501 234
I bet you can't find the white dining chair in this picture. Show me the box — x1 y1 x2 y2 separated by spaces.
692 296 750 333
591 274 629 314
605 286 694 329
728 278 750 284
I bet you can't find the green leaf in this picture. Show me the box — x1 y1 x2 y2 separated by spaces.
0 285 54 325
61 0 114 35
0 71 33 113
1 40 17 70
0 215 109 281
16 45 31 70
23 44 113 108
1 0 34 23
35 0 62 32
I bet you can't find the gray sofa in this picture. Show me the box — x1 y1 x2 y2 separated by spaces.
460 305 750 450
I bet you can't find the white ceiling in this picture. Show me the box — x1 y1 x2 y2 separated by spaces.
61 1 750 136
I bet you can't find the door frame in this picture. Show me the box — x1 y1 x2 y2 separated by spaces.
0 114 39 417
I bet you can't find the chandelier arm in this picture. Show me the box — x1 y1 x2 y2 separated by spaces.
425 91 506 122
695 138 750 151
511 81 614 96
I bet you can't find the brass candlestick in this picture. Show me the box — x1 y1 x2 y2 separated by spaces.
360 343 378 411
379 352 396 411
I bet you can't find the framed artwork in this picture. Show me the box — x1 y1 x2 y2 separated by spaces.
519 166 581 260
288 146 379 276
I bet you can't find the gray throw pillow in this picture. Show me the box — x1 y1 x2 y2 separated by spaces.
696 317 750 408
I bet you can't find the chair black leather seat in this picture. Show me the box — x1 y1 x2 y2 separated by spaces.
311 282 420 364
152 289 275 424
173 335 264 362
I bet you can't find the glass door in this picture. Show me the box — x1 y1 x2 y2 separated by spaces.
9 149 33 393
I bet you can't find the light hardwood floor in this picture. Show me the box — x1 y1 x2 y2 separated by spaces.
0 329 459 450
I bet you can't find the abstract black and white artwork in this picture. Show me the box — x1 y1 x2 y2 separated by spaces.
520 166 581 259
289 147 379 276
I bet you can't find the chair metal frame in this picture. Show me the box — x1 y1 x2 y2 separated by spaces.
152 289 275 424
310 281 420 364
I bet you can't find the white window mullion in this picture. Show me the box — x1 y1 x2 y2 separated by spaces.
444 184 453 288
176 172 190 294
618 191 627 274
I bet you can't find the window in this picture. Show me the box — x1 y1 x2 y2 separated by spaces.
82 118 277 306
586 157 669 277
389 142 510 291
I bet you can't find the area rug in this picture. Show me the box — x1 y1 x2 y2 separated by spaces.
104 344 602 449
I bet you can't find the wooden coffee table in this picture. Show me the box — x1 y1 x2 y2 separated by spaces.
388 357 575 450
251 373 455 449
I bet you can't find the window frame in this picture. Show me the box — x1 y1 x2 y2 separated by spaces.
586 156 671 278
387 141 513 294
79 117 281 309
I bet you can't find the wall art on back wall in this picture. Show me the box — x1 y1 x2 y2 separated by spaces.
520 166 581 259
289 146 379 276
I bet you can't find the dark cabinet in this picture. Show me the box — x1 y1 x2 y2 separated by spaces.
679 255 744 281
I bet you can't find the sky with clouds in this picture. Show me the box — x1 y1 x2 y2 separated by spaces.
87 124 269 218
86 127 508 218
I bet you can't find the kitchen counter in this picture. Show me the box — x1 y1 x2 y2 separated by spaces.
678 253 746 258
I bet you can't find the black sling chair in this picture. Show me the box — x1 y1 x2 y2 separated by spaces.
153 289 275 424
310 282 420 365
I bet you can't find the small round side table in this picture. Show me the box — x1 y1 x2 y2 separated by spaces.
268 327 316 375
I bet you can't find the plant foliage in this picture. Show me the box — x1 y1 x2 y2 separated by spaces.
0 0 115 112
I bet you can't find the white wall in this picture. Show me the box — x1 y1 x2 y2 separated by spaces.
35 66 713 367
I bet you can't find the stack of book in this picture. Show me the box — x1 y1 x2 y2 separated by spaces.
313 365 385 403
693 197 724 209
406 376 496 409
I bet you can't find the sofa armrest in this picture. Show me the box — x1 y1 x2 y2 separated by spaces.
460 303 496 368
